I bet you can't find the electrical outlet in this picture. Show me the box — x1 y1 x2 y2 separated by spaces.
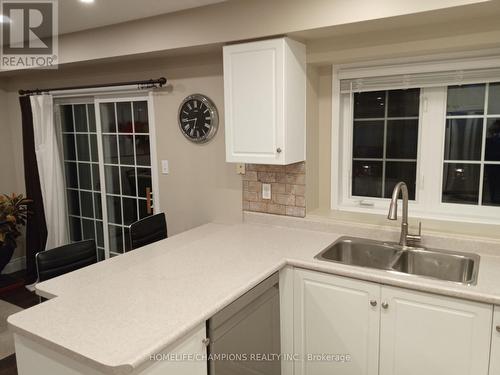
262 183 271 200
236 164 246 175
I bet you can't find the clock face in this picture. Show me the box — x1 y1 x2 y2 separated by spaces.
178 94 218 143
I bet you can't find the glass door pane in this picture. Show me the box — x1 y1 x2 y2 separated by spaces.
97 99 154 257
59 103 105 261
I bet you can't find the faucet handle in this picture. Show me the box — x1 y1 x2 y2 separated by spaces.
406 222 422 246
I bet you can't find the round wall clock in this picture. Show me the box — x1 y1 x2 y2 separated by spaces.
178 94 219 144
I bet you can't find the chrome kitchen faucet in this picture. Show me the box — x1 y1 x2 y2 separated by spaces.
387 182 422 247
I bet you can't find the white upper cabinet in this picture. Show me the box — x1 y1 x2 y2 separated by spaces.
223 37 306 165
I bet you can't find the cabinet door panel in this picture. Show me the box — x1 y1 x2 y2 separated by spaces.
293 269 380 375
489 306 500 374
380 286 492 375
223 39 284 163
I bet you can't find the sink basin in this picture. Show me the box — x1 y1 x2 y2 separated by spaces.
315 237 401 270
391 248 479 285
315 236 480 285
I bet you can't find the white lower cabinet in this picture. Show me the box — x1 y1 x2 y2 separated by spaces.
292 269 380 375
489 306 500 374
285 268 493 375
379 286 492 375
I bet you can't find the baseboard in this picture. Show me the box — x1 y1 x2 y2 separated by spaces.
1 256 26 274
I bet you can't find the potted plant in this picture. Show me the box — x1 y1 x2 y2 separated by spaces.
0 194 31 274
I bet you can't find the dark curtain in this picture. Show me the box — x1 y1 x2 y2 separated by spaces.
19 96 47 282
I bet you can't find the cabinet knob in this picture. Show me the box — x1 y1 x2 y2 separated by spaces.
496 326 500 333
202 338 210 347
370 300 377 307
276 148 282 153
381 301 389 309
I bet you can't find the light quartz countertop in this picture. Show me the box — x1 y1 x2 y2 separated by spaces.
8 218 500 374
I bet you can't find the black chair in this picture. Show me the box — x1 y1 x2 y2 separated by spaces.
129 213 168 250
35 239 98 282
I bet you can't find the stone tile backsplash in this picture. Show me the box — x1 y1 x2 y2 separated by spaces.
242 162 306 218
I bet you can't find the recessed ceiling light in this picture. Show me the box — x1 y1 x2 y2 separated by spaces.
79 0 95 4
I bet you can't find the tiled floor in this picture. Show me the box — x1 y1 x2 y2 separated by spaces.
0 272 38 375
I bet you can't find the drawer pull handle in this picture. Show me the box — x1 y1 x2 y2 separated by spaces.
496 326 500 333
381 301 389 309
276 148 282 153
370 300 377 307
202 338 210 347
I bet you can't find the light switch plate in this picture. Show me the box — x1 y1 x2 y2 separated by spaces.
161 160 169 174
262 183 271 200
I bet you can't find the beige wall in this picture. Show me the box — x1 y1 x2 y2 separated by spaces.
1 53 242 263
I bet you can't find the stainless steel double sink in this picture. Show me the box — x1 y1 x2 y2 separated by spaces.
315 237 480 285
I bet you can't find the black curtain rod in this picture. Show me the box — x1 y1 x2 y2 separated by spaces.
18 77 167 96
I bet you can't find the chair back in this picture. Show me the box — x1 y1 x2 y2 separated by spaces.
36 239 97 282
129 213 168 250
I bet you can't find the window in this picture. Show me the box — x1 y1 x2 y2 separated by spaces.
333 64 500 223
352 89 419 200
443 83 500 207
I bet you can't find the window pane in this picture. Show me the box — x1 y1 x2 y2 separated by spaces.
352 161 382 197
388 89 420 117
69 217 82 242
384 162 417 200
105 165 120 194
108 225 123 253
133 101 149 133
61 105 74 132
353 91 385 118
122 198 138 226
94 193 102 220
488 82 500 115
107 196 122 224
353 121 384 158
76 134 90 161
78 163 92 190
74 104 87 132
483 165 500 206
442 163 480 204
135 135 151 166
137 168 152 198
446 84 485 116
102 135 118 164
82 219 95 240
117 102 133 133
485 119 500 161
62 134 76 161
67 189 80 216
88 104 96 132
124 226 132 252
100 103 116 133
91 164 100 191
121 167 137 196
96 221 104 247
444 119 483 161
139 199 153 219
80 191 94 218
386 120 418 159
64 162 78 188
90 134 98 162
119 135 135 165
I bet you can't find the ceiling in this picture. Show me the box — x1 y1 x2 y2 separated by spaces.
58 0 227 35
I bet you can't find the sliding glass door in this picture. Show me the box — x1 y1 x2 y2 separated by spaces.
57 94 159 259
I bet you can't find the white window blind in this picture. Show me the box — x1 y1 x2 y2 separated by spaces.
340 67 500 94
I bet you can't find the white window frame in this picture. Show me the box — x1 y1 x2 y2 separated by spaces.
331 58 500 225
